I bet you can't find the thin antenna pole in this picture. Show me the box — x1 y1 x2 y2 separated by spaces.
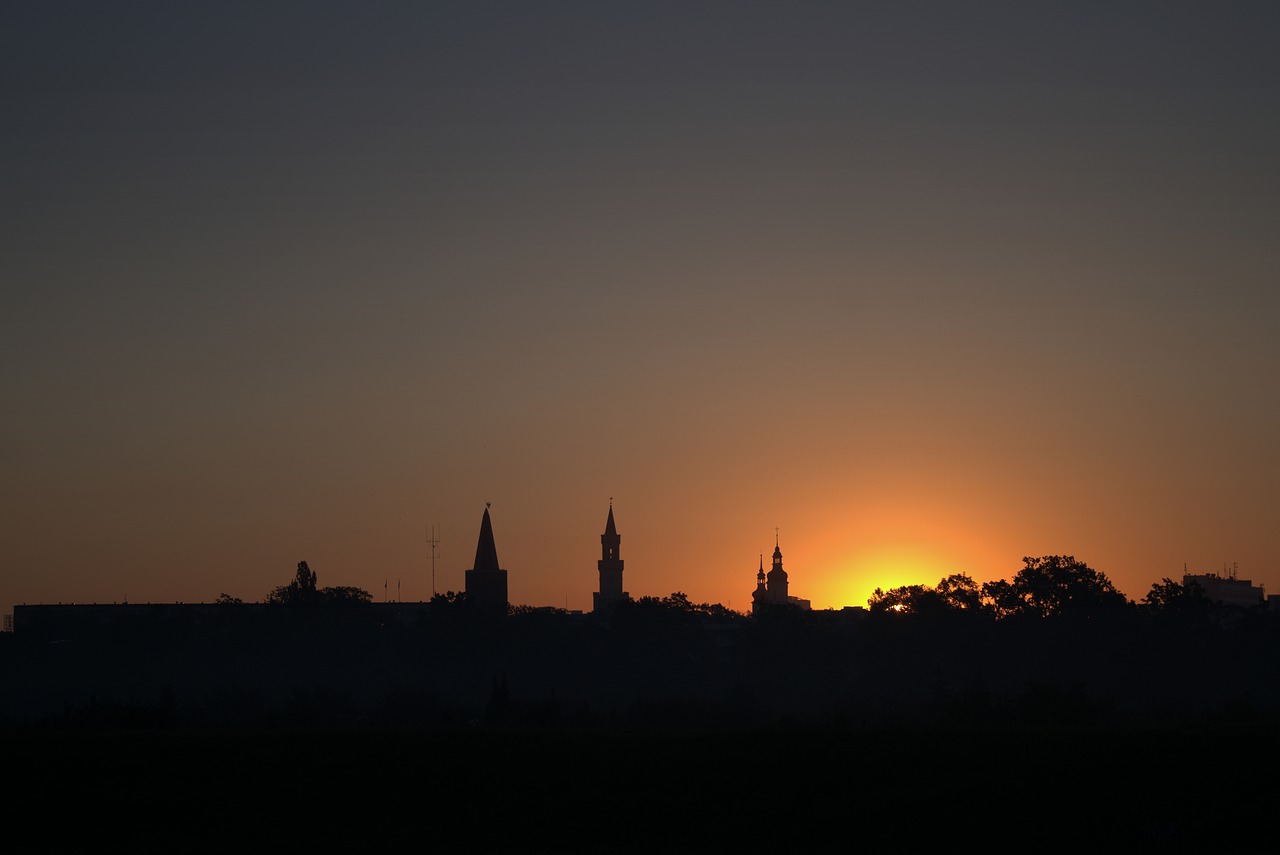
427 524 441 598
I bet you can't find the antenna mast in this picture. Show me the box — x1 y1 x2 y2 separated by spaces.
427 524 440 597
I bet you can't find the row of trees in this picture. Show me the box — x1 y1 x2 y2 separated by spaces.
866 554 1228 619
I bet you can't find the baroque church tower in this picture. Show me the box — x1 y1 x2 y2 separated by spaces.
465 504 508 616
752 530 804 614
766 532 789 602
593 501 630 612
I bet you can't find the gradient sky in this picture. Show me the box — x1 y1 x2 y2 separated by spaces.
4 2 1279 618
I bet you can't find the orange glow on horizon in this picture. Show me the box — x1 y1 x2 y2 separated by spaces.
803 500 1007 609
847 543 959 608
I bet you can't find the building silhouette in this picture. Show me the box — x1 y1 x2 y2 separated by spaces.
1184 566 1264 608
752 532 811 614
465 504 508 615
593 501 630 612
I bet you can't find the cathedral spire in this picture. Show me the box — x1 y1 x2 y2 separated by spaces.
465 504 508 615
472 504 500 573
604 499 617 538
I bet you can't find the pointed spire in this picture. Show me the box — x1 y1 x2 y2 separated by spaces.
472 506 500 573
770 530 786 585
604 500 617 537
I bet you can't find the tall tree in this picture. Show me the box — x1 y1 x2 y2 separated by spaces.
1141 577 1212 614
983 555 1129 618
267 561 319 605
868 575 985 615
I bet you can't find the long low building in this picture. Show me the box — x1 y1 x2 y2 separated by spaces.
1183 572 1265 608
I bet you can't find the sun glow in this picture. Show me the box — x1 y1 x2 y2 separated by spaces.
832 541 964 609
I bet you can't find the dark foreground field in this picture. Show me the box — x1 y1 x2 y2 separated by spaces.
7 602 1280 851
5 719 1278 853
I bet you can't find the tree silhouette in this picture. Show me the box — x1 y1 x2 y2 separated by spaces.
982 555 1128 618
265 561 370 606
868 584 936 614
1141 577 1214 615
936 573 983 610
429 590 467 606
319 586 373 605
979 578 1023 619
267 561 318 605
625 592 741 619
868 574 984 615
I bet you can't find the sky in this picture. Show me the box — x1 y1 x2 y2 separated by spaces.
4 2 1279 617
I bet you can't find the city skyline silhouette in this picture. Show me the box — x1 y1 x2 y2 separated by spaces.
7 5 1279 850
5 516 1279 851
8 497 1269 625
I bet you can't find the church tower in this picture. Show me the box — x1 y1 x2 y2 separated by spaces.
751 554 768 612
465 504 508 616
593 501 630 612
766 531 789 603
753 530 804 614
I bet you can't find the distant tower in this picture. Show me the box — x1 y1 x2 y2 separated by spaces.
465 504 508 616
752 530 800 614
751 554 768 611
767 531 789 602
593 500 630 612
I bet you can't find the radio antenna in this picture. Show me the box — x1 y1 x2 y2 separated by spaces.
427 524 440 597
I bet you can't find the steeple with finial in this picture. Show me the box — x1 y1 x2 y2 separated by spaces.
752 527 810 614
768 528 788 587
465 503 508 616
594 498 629 612
602 499 619 559
752 553 768 607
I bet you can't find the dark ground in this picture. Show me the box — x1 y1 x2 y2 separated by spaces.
5 718 1277 853
6 603 1280 852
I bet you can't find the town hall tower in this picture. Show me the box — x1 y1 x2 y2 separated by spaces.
593 501 630 612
